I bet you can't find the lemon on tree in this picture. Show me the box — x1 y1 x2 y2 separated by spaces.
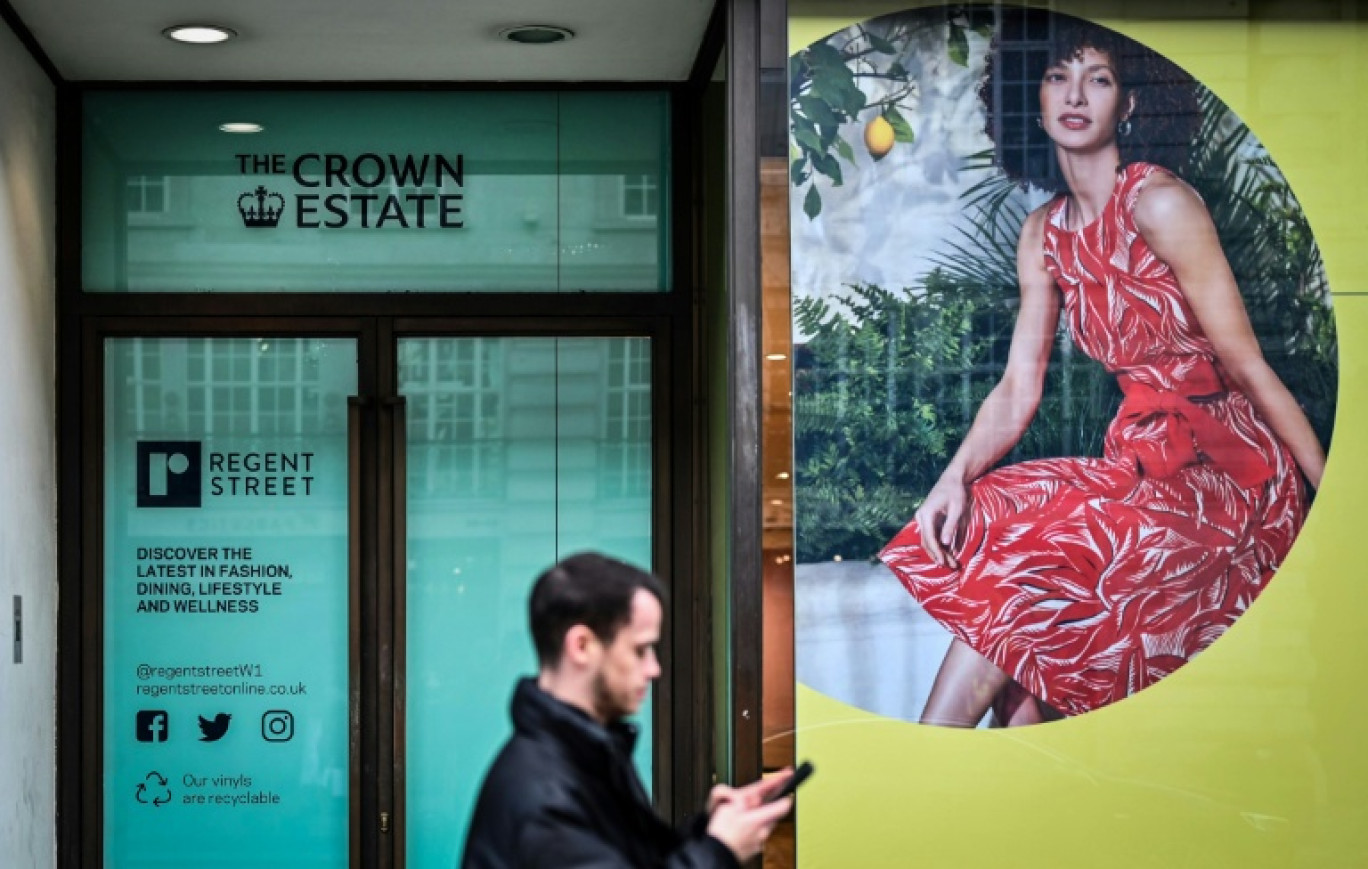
864 115 896 159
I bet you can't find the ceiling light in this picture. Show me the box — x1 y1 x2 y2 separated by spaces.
163 24 237 45
776 472 790 480
498 24 575 45
219 122 263 134
766 353 788 361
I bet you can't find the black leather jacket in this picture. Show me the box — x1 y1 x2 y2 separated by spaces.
461 678 739 869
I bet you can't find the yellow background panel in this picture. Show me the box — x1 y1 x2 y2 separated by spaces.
790 3 1368 865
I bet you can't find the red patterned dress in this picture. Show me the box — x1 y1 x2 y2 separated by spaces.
880 162 1306 717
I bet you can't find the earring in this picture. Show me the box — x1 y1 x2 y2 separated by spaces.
1118 118 1133 137
1036 117 1044 129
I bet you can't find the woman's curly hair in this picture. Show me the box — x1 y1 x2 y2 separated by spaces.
980 7 1201 193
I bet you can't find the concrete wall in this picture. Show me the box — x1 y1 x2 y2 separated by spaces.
0 17 56 869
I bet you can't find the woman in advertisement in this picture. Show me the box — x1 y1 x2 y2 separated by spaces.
879 11 1325 727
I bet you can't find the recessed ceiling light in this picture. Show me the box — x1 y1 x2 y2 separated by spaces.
498 24 575 45
219 122 263 134
163 24 237 45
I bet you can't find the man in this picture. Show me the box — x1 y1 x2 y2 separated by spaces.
462 552 793 868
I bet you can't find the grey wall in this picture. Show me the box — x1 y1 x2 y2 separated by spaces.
0 17 56 869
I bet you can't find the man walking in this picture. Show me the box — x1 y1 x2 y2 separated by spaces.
462 552 792 868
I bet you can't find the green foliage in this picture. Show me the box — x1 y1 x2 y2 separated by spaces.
882 105 916 144
790 7 994 217
795 275 1005 562
946 22 970 67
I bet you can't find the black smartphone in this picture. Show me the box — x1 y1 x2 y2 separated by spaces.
767 760 814 802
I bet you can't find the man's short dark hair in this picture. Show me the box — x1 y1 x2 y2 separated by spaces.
529 552 666 669
981 7 1201 193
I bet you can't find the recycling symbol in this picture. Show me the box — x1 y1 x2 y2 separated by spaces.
135 770 172 807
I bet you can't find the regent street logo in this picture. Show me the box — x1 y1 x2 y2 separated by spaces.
233 151 465 231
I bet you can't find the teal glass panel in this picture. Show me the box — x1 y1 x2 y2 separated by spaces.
103 337 356 868
558 92 672 292
402 337 653 868
82 91 670 293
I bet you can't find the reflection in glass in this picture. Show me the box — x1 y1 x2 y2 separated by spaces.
402 337 652 868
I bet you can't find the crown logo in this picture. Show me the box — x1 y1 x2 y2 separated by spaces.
238 186 285 228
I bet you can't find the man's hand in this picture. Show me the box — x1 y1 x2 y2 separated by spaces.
705 773 794 863
705 783 738 814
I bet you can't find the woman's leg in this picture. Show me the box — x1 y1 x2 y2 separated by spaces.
1011 698 1048 726
989 681 1036 727
989 681 1067 727
920 638 1012 727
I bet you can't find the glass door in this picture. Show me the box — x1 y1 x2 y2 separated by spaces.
398 336 654 867
97 330 658 868
103 336 357 868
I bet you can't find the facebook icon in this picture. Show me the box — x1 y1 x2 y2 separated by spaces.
136 710 169 743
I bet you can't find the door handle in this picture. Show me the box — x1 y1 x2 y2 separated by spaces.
378 396 408 857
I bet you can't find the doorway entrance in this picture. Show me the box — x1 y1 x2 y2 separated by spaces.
92 320 663 867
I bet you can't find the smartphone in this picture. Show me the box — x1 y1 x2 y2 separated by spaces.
767 760 815 802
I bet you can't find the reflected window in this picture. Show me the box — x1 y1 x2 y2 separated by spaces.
183 340 332 436
122 339 170 433
401 340 504 498
621 174 659 219
126 175 169 215
119 339 333 437
601 339 651 497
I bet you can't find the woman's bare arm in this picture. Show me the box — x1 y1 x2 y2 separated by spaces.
944 208 1060 481
915 207 1061 567
1134 175 1325 489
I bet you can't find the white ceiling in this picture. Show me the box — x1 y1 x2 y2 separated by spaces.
8 0 716 81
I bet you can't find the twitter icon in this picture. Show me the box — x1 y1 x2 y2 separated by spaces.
198 713 231 742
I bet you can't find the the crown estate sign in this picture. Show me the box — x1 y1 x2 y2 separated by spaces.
83 90 672 293
235 152 465 230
